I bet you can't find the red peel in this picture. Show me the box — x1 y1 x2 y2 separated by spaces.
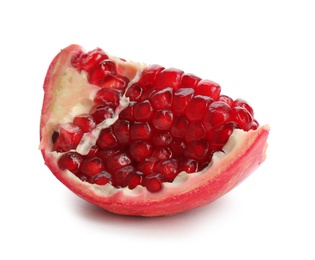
40 45 269 216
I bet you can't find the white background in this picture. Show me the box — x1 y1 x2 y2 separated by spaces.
1 0 314 259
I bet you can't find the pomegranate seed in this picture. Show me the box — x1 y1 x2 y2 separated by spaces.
91 106 115 124
195 79 221 100
219 95 233 106
152 147 173 160
180 73 201 88
251 119 259 130
130 122 153 141
119 102 136 120
179 158 198 173
133 100 154 121
152 110 174 130
185 95 213 122
58 152 83 173
152 131 173 146
184 139 210 162
94 88 122 108
232 98 254 116
150 87 173 109
88 59 116 85
140 88 156 101
173 88 194 115
112 120 130 146
208 124 235 150
137 64 165 90
156 159 179 182
91 171 111 185
138 157 159 175
72 48 108 72
98 149 121 164
170 115 189 139
232 107 253 131
185 122 207 142
99 75 129 90
126 171 143 189
106 152 132 172
169 139 186 157
80 157 105 177
154 68 184 90
125 83 143 101
53 123 83 152
129 141 153 162
144 173 165 193
112 165 135 187
73 114 96 133
96 127 119 149
202 101 232 131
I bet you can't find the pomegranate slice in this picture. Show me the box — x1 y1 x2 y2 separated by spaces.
40 44 269 216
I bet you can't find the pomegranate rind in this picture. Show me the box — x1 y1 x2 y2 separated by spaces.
40 45 269 217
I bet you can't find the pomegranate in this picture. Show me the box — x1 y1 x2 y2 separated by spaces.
40 44 269 216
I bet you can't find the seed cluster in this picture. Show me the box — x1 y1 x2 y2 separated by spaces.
54 49 258 193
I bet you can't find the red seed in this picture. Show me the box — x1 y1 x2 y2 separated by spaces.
126 171 143 189
185 122 207 142
184 139 210 162
73 114 96 133
144 173 165 193
137 64 165 90
130 122 153 141
152 110 174 130
88 59 117 85
112 120 131 146
185 95 213 122
80 157 105 177
72 48 108 72
232 107 253 131
133 100 154 121
53 123 83 152
150 87 173 109
152 147 173 160
112 165 135 187
170 115 189 139
202 101 232 131
172 88 195 115
179 158 198 173
57 152 83 173
129 141 153 162
195 79 221 100
91 171 112 185
119 102 136 120
125 83 143 101
154 68 184 90
208 123 235 150
151 131 173 146
180 73 201 88
90 106 115 124
93 88 122 108
137 157 159 175
219 95 233 106
232 98 254 116
156 159 179 182
106 152 132 172
169 138 186 157
96 127 119 149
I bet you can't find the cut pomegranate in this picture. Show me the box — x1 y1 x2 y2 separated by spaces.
40 44 269 216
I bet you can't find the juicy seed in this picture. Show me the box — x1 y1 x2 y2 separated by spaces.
185 95 213 121
144 173 166 193
152 110 174 130
154 68 184 90
60 48 260 192
73 114 96 133
80 157 105 177
53 123 83 152
58 152 83 173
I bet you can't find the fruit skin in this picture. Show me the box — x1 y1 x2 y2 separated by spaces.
40 45 269 217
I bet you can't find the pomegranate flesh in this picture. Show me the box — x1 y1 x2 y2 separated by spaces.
40 45 269 216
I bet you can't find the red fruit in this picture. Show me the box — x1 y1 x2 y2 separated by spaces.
40 44 269 216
